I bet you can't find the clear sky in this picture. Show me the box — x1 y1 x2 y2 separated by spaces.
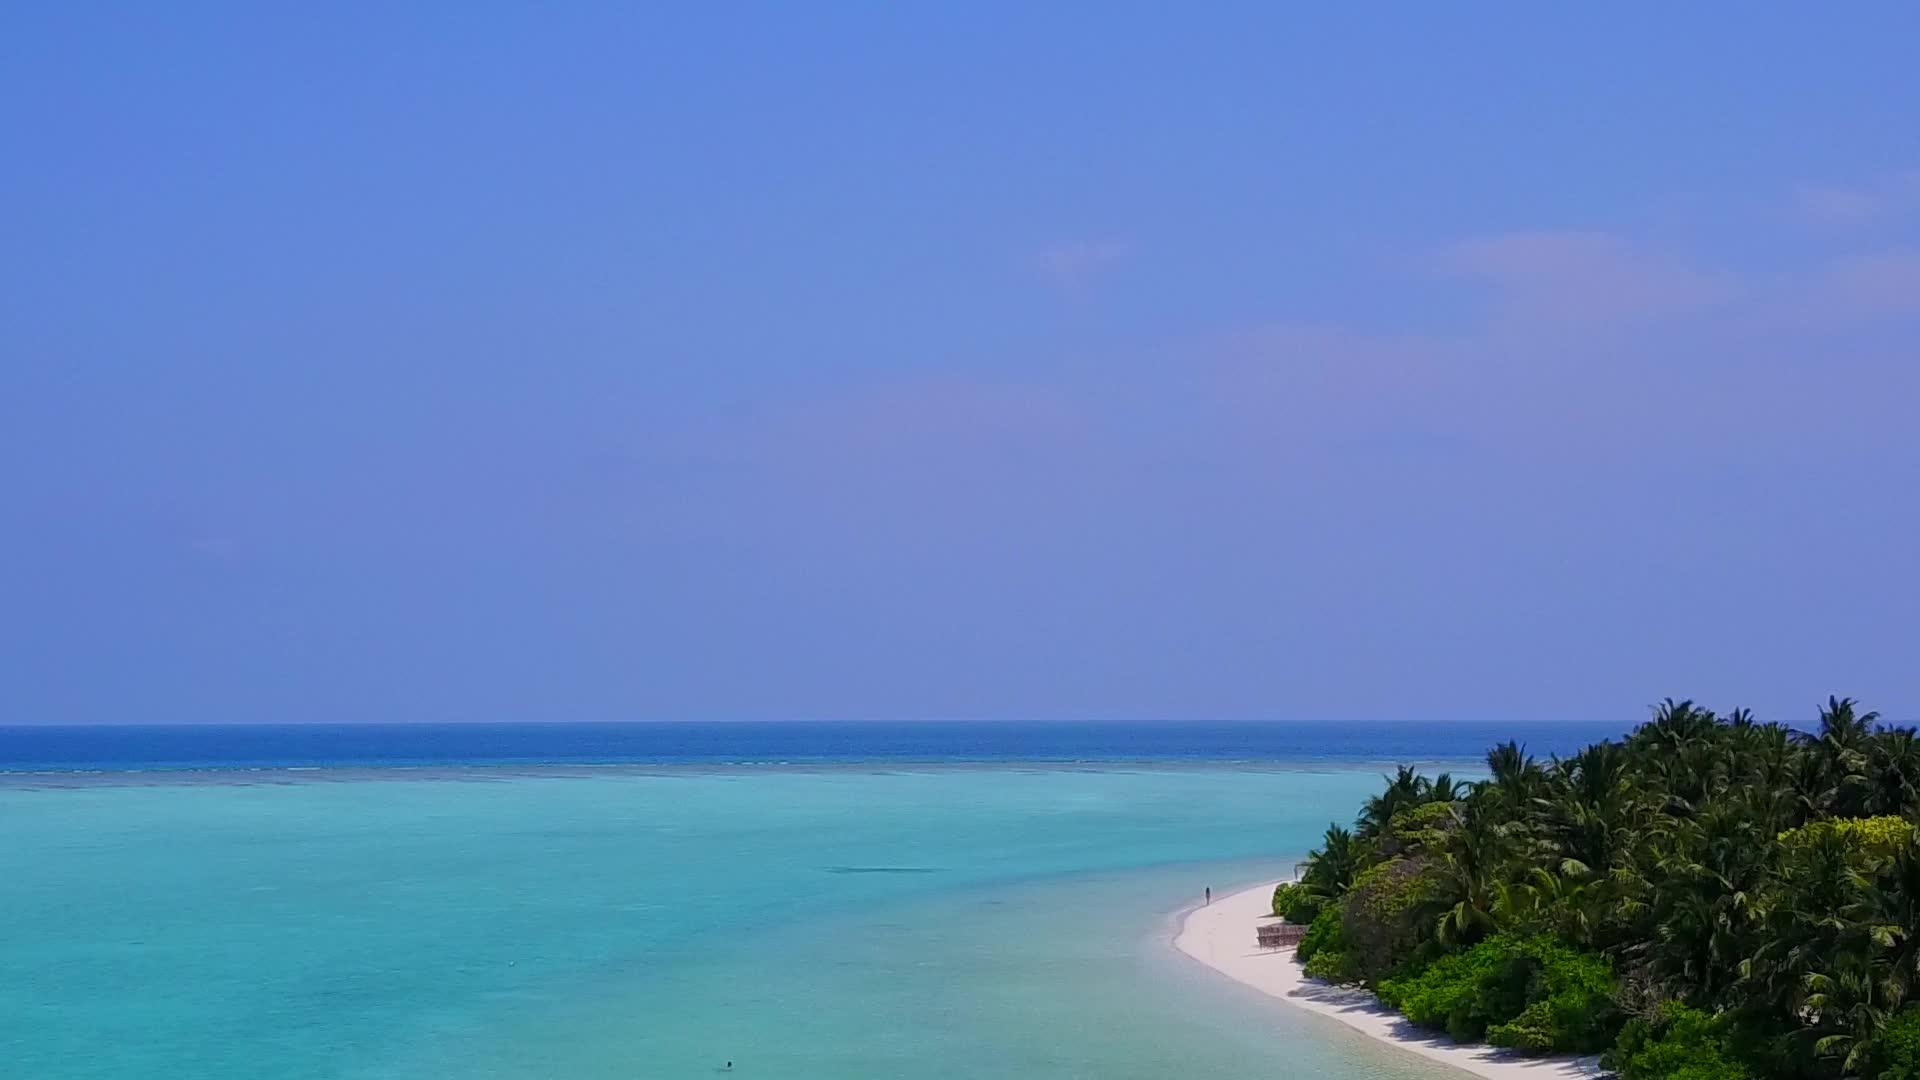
4 6 1917 725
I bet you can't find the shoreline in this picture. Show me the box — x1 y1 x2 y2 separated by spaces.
1174 881 1606 1080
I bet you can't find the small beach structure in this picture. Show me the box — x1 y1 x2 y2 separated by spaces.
1255 920 1307 949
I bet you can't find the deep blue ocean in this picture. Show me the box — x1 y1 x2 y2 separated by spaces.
0 719 1627 773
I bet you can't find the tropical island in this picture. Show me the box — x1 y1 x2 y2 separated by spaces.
1208 699 1920 1080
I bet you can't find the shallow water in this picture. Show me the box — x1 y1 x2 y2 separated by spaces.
3 766 1463 1079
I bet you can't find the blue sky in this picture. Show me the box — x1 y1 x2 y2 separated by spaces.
4 5 1917 724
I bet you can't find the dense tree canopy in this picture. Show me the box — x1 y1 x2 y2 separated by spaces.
1286 698 1920 1079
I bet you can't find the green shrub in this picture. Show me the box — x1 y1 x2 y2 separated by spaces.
1296 904 1362 983
1272 882 1324 922
1486 1000 1558 1052
1296 904 1345 963
1381 800 1459 857
1339 856 1442 981
1348 857 1437 919
1605 1003 1752 1080
1874 1008 1920 1080
1302 946 1355 982
1506 938 1619 1053
1377 934 1619 1053
1379 940 1508 1042
1777 816 1916 872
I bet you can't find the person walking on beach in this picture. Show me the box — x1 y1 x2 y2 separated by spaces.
1205 886 1211 905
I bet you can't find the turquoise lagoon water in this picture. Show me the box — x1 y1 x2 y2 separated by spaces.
4 765 1469 1079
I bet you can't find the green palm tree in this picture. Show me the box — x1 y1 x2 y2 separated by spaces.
1868 726 1920 819
1813 696 1880 817
1492 865 1597 944
1546 740 1641 876
1357 765 1429 839
1299 823 1363 898
1430 804 1505 946
1635 699 1726 819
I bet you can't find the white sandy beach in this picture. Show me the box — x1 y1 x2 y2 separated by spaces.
1175 881 1607 1080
